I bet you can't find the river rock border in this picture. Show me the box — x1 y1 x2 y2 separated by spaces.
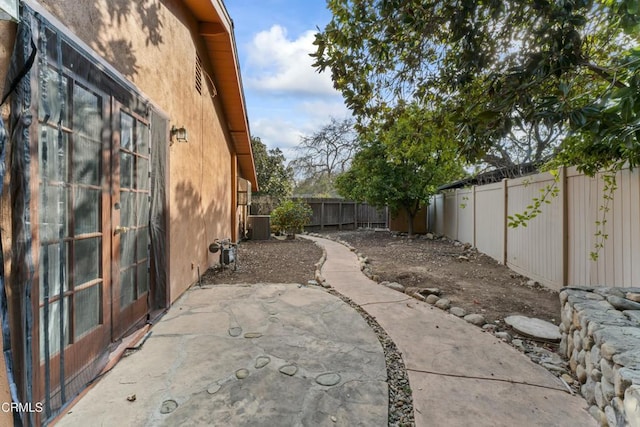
559 287 640 426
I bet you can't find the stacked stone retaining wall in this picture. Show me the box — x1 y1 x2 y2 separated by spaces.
559 287 640 426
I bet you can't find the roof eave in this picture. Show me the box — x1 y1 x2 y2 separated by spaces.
183 0 258 190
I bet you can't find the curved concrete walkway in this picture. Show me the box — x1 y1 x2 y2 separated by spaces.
303 235 596 427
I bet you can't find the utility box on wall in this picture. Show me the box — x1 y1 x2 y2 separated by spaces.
238 178 251 206
247 215 270 240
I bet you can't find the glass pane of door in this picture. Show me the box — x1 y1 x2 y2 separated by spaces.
115 110 150 318
37 78 106 364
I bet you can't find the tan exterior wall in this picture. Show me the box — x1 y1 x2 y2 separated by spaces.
0 21 16 95
430 167 640 290
0 0 247 418
0 20 16 427
0 319 11 427
34 0 236 301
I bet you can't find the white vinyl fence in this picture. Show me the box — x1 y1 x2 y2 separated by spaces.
429 167 640 290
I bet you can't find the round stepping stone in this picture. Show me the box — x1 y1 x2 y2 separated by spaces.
228 327 242 337
279 365 298 376
504 315 561 342
207 384 221 395
244 332 263 339
160 399 178 414
315 373 341 386
255 356 271 369
236 369 249 379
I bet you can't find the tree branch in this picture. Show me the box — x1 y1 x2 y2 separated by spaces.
581 61 627 89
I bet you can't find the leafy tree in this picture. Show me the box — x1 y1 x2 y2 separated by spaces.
270 199 313 238
251 136 294 213
452 77 564 171
292 176 336 198
312 0 640 175
291 117 357 196
336 104 464 236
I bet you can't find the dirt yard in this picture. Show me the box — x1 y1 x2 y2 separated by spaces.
202 230 561 329
323 230 561 326
201 237 323 286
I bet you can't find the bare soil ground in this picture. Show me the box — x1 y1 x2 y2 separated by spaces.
202 237 323 286
324 230 561 326
202 230 561 329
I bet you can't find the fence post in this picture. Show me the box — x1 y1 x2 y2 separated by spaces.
320 202 325 231
472 185 477 248
560 166 568 287
338 202 343 230
385 206 389 229
455 190 460 240
502 178 508 265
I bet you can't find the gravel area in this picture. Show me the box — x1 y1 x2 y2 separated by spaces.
327 289 415 426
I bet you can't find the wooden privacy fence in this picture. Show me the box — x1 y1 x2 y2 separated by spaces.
429 167 640 290
298 198 389 231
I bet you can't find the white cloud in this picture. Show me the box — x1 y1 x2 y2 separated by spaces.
245 25 338 96
298 100 351 122
251 117 304 160
248 99 353 161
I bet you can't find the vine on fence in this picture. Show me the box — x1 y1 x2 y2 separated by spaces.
590 169 619 261
504 167 621 261
459 195 469 209
507 170 561 228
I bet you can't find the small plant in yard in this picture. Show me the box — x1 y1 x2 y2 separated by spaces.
271 199 313 238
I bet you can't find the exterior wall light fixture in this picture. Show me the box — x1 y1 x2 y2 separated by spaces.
170 125 188 145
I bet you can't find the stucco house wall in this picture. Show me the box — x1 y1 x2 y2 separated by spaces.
34 0 238 301
0 19 17 427
0 0 256 423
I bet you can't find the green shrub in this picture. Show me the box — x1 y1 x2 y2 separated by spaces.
271 199 313 238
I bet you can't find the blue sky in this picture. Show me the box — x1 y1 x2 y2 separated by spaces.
224 0 350 161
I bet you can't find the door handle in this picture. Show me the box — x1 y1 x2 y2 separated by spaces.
114 226 128 235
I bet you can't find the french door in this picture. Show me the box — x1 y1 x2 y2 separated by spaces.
111 102 151 338
36 77 112 410
35 77 152 413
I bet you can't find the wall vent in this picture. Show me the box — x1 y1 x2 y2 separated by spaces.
195 54 203 95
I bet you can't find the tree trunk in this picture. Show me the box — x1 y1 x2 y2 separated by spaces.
405 205 416 237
